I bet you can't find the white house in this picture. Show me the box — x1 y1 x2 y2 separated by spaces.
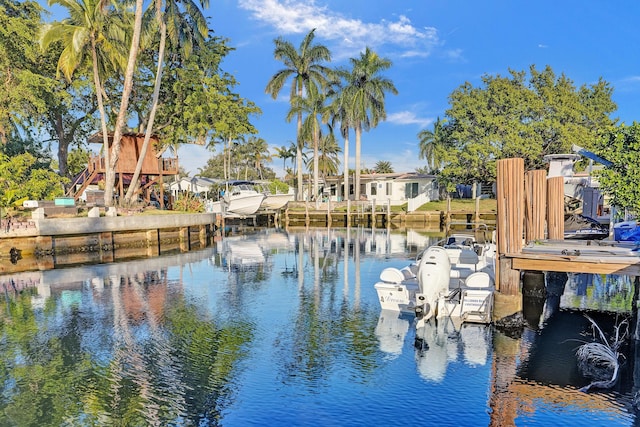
167 176 222 199
322 172 439 210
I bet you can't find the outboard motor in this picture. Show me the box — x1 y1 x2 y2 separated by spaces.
415 246 451 320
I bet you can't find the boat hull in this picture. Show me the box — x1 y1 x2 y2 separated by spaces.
261 193 294 210
226 194 266 216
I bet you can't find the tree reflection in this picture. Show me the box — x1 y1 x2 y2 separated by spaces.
0 269 253 426
275 229 381 386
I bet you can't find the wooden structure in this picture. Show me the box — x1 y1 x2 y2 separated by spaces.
67 133 179 208
496 158 640 296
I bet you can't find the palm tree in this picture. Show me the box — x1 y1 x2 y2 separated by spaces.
40 0 125 196
373 160 393 173
287 85 327 201
341 47 397 200
123 0 209 205
418 116 449 173
104 0 145 206
275 143 296 178
318 127 341 178
246 136 271 180
325 76 352 201
265 28 333 201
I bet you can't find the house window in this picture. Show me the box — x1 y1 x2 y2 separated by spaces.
370 183 377 196
386 183 392 196
405 182 419 198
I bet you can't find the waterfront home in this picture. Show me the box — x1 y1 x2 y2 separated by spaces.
321 172 439 210
168 176 222 200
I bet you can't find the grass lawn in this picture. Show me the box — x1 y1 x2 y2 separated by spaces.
416 198 497 212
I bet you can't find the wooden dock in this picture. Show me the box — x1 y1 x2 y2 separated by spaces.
495 158 640 296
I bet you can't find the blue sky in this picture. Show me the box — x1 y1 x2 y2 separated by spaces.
43 1 640 176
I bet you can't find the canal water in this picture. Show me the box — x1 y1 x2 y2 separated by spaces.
0 227 637 426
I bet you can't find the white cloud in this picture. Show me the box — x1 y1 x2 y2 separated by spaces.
386 111 432 128
238 0 440 58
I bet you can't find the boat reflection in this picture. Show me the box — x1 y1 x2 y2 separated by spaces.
375 310 411 358
414 319 491 382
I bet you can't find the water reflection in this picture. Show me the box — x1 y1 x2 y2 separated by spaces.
0 228 637 426
414 318 491 383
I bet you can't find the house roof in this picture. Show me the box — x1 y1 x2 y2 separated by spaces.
324 172 436 183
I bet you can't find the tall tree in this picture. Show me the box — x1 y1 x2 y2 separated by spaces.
288 85 327 200
325 75 352 201
265 28 333 201
39 0 125 185
443 65 616 186
104 0 145 206
317 128 341 178
123 0 208 204
418 116 449 173
245 136 271 180
275 143 296 177
341 47 397 200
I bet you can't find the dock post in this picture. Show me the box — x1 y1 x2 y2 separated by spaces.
547 176 565 240
496 158 524 295
305 200 310 228
524 170 547 242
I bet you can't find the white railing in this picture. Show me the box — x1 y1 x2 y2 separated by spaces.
407 192 431 212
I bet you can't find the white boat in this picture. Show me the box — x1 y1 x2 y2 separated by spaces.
261 192 294 210
374 229 496 324
220 181 266 216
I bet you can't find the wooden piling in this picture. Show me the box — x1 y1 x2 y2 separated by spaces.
524 170 547 242
547 176 565 240
496 158 524 295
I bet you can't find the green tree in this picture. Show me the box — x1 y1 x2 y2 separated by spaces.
265 28 333 201
373 160 393 174
123 0 208 204
340 47 397 200
443 65 616 186
288 85 328 200
245 136 271 180
40 0 126 195
275 143 296 179
1 0 94 180
594 123 640 214
325 76 352 200
418 116 449 173
317 129 341 178
0 153 65 214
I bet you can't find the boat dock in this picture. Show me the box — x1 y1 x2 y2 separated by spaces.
494 158 640 303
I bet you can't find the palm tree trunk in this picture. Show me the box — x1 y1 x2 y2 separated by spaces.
296 112 303 201
313 125 319 202
104 0 144 207
90 36 110 197
343 133 349 201
354 123 362 200
124 18 167 205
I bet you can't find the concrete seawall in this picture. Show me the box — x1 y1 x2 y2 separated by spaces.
0 213 221 274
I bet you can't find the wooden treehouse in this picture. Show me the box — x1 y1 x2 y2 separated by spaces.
67 133 179 208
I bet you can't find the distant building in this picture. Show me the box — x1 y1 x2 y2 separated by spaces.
319 172 439 210
168 176 222 199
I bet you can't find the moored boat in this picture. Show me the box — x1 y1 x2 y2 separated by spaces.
261 192 294 210
220 181 266 216
374 228 496 324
